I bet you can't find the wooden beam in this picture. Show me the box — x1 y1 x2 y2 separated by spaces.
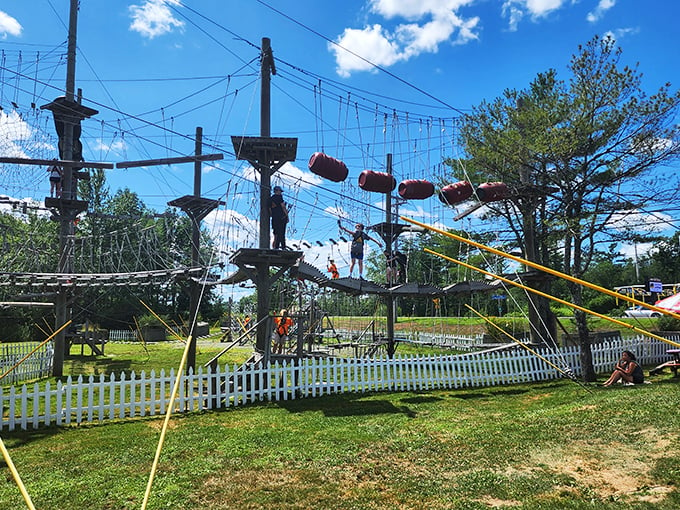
116 153 223 169
0 157 114 169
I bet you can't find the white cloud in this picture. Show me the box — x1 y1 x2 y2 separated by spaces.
331 1 479 77
94 138 127 157
619 241 655 261
400 203 436 220
502 0 566 31
0 110 33 158
331 24 402 76
273 162 324 190
324 205 348 220
242 161 324 191
608 210 670 235
0 10 22 38
129 0 184 39
587 0 616 23
602 27 639 44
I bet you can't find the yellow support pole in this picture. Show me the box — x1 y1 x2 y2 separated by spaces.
424 248 680 349
0 436 36 510
0 320 72 383
141 334 193 510
464 304 574 378
403 216 680 320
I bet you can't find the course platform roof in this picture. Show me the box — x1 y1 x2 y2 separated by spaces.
388 282 444 296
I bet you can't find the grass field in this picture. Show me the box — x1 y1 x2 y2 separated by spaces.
1 333 679 509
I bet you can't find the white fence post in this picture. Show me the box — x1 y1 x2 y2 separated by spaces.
2 335 678 431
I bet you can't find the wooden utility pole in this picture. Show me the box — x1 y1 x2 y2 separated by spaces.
230 37 300 365
384 154 395 356
189 127 204 372
41 0 97 376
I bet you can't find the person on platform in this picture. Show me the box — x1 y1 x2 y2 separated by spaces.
327 259 340 279
394 250 408 283
385 250 398 285
47 161 62 198
272 309 293 355
603 350 645 386
338 221 382 279
268 185 289 250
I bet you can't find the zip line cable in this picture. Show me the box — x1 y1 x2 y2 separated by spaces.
426 248 680 349
465 304 584 386
404 216 680 321
253 0 466 115
0 437 36 510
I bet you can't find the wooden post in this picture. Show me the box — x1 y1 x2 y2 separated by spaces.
385 154 396 358
186 126 203 374
256 37 274 360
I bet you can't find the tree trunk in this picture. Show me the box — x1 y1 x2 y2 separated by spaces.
569 282 597 381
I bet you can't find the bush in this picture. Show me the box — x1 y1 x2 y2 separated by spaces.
657 314 680 331
484 317 529 341
136 313 167 328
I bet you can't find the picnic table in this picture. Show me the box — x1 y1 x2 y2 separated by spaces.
650 349 680 376
668 349 680 376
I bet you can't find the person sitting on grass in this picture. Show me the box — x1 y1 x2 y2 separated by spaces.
603 350 644 386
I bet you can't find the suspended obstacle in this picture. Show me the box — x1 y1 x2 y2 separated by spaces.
308 152 349 182
438 181 474 205
398 179 435 200
358 170 396 193
476 182 509 202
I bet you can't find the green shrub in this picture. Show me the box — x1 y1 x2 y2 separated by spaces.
135 313 167 328
484 317 529 341
658 314 680 331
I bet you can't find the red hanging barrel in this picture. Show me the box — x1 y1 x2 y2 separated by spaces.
476 182 508 203
358 170 396 193
438 181 473 205
398 179 435 200
308 152 348 182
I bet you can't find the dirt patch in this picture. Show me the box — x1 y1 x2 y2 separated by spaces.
146 418 180 431
526 436 674 504
476 496 522 507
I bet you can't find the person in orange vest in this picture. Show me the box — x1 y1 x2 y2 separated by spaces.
327 259 339 279
272 309 293 354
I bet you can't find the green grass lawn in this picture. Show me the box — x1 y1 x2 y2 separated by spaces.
1 378 678 509
1 336 679 509
2 327 680 509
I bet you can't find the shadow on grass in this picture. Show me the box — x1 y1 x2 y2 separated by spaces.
400 395 444 404
62 354 132 379
447 387 531 400
277 392 417 418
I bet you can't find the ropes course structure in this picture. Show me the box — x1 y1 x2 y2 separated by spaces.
0 31 515 370
3 5 645 377
6 5 676 508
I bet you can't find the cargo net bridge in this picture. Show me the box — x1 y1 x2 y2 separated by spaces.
0 217 216 291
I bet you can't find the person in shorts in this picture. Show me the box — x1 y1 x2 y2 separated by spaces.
338 221 382 279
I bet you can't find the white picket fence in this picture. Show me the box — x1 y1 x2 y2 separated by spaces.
1 335 676 431
108 329 138 341
0 342 54 385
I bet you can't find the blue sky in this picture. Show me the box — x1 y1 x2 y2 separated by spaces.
0 0 679 295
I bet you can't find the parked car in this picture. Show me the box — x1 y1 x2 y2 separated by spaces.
623 306 661 318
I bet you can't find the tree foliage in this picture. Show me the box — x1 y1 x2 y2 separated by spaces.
0 172 225 339
456 35 680 380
